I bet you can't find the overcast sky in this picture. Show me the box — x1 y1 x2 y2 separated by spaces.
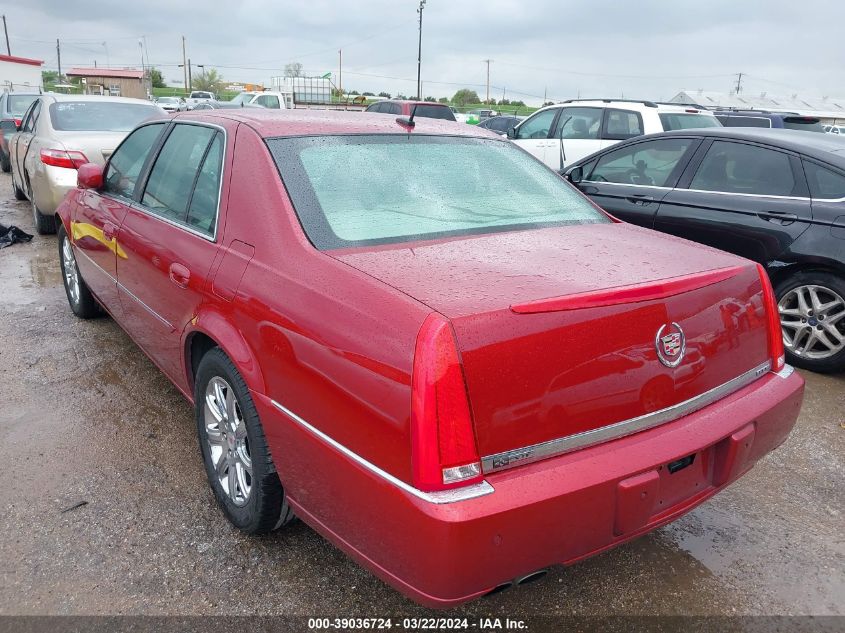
5 0 844 104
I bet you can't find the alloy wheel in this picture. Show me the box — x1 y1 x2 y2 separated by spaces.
778 284 845 359
204 376 252 506
61 236 81 306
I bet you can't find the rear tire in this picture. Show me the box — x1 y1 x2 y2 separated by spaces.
58 224 100 319
32 193 56 235
194 348 294 534
775 271 845 373
0 152 10 173
12 176 26 201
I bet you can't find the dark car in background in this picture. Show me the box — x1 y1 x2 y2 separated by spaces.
0 91 41 172
564 128 845 372
715 110 825 132
477 115 524 135
364 99 457 121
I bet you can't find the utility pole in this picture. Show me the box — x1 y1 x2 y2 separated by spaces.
182 36 188 94
56 39 62 80
2 15 10 56
483 59 492 104
416 0 426 100
338 49 342 98
187 58 192 91
735 72 743 94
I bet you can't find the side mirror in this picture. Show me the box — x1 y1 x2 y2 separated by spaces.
506 126 517 139
566 166 583 184
77 163 104 190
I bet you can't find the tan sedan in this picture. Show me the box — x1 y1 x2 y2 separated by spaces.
10 94 164 234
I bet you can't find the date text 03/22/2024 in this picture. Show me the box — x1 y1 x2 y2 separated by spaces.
307 617 528 630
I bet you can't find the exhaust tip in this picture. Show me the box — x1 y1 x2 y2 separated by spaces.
484 582 513 597
515 569 548 586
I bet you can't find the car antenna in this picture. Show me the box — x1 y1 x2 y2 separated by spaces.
396 104 417 128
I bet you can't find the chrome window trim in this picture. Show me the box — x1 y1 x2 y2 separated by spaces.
581 180 672 191
136 121 226 242
681 187 810 201
481 360 773 474
269 399 495 504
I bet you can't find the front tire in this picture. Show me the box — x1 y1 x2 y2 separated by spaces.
775 271 845 373
58 224 100 319
195 348 294 534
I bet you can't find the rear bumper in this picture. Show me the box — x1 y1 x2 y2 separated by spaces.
255 366 803 609
34 164 77 214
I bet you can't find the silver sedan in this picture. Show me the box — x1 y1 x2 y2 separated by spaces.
9 94 165 234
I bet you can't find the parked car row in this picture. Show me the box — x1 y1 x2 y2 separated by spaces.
2 93 836 608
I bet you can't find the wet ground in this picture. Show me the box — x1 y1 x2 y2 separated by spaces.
0 169 843 619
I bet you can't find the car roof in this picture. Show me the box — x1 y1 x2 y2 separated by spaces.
648 128 845 166
384 99 448 106
172 108 497 138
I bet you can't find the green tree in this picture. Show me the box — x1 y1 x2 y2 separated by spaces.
438 97 449 103
42 70 59 85
452 88 480 107
362 91 374 96
192 68 224 93
377 91 391 98
424 96 436 102
349 89 360 95
149 68 165 88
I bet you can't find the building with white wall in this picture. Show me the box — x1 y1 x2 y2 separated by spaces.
0 54 44 91
671 90 845 126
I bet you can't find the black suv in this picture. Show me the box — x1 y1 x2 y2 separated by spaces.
564 128 845 372
714 110 825 133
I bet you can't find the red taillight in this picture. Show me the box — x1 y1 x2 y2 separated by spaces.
410 313 482 491
14 118 22 127
40 148 88 169
685 108 700 113
757 264 785 371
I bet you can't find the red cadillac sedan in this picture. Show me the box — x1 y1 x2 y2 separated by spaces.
55 109 804 607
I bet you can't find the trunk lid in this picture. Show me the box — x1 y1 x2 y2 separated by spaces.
332 223 770 461
54 131 126 165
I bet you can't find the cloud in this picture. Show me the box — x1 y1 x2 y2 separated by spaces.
5 0 843 103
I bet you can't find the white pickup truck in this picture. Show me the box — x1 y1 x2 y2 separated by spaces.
185 91 218 110
229 91 287 109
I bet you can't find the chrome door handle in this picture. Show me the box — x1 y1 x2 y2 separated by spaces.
169 263 191 288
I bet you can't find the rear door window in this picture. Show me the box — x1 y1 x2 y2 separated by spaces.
689 140 795 196
602 109 644 140
104 123 167 199
141 124 217 224
589 138 694 186
412 105 456 121
659 113 722 131
186 133 225 234
803 161 845 199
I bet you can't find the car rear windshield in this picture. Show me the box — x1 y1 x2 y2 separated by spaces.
8 95 38 116
411 105 457 121
782 117 825 132
49 102 162 132
659 113 722 131
716 115 771 128
268 135 608 249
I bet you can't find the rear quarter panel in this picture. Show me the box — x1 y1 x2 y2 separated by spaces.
187 125 432 490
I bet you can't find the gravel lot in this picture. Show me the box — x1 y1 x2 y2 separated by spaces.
0 169 842 620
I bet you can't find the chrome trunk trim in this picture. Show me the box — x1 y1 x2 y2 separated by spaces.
481 360 773 474
269 399 495 504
